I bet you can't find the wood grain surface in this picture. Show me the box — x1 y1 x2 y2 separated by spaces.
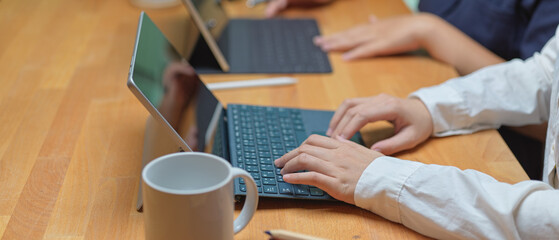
0 0 528 239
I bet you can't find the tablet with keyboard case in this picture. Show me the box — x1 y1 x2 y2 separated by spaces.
129 13 361 206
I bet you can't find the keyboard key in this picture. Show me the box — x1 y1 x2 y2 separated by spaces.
278 183 294 195
257 139 269 146
271 142 283 149
309 187 324 196
270 131 281 137
284 141 297 147
250 172 260 180
272 149 285 155
244 152 257 159
258 151 271 158
262 177 276 185
277 175 284 182
243 140 255 146
261 171 275 178
246 165 259 172
260 164 274 171
242 134 254 140
259 157 272 164
263 185 278 194
294 185 310 196
240 184 246 192
282 129 294 135
246 158 258 166
257 145 270 151
244 146 256 152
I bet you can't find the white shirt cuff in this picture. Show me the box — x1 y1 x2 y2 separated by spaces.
354 156 423 223
409 84 470 136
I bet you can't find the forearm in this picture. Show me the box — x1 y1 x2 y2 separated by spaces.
409 43 555 136
355 157 559 239
415 13 505 75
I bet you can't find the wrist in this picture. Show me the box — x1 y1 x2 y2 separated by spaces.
409 98 434 136
412 13 443 48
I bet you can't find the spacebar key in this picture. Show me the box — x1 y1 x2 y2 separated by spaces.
294 184 310 196
278 182 294 195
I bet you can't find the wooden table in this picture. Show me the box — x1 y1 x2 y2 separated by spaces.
0 0 528 239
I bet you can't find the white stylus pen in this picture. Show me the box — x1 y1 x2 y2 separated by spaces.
246 0 269 8
206 77 297 90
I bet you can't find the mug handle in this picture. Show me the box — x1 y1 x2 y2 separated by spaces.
231 167 259 234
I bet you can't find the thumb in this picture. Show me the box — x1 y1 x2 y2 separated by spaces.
265 0 288 18
371 127 423 155
342 42 382 60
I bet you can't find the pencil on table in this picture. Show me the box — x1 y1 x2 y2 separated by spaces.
265 229 328 240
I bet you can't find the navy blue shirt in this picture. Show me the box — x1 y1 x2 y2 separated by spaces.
419 0 559 60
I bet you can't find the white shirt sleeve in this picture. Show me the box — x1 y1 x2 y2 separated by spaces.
409 33 558 137
355 156 559 239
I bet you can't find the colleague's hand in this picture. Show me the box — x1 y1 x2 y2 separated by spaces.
265 0 334 18
313 14 431 61
275 134 384 204
327 94 433 155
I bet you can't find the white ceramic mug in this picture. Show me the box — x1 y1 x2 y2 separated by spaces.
142 152 258 240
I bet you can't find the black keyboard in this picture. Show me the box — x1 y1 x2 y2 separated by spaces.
227 104 331 199
248 19 331 73
222 19 332 74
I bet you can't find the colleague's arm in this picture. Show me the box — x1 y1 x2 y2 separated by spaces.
265 0 333 18
313 13 504 75
328 30 557 156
